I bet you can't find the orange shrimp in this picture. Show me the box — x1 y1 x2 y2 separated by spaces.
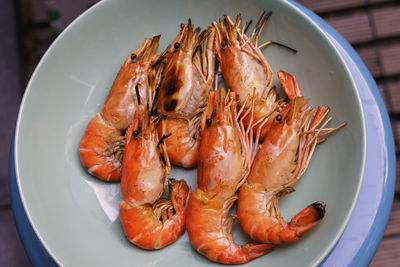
119 104 191 250
186 89 275 264
157 20 215 168
79 36 162 181
213 12 296 139
237 71 346 244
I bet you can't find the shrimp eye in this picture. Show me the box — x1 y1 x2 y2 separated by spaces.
132 129 140 137
130 53 137 60
221 39 228 48
276 114 283 121
174 42 180 49
206 118 212 125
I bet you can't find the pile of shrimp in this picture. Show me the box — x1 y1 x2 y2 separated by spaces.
78 11 346 264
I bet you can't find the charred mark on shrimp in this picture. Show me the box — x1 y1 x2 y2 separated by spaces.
164 79 179 97
164 99 178 112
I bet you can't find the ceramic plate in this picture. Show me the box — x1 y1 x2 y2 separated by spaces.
15 0 366 266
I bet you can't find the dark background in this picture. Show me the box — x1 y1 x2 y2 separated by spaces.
1 0 399 266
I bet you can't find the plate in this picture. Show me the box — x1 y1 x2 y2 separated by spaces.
14 0 366 266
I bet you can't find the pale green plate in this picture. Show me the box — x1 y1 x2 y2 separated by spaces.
15 0 366 266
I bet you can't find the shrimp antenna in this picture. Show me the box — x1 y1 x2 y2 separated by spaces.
250 10 297 53
258 40 298 53
253 11 271 37
135 85 141 105
253 11 266 33
244 19 253 34
150 79 162 116
157 132 172 148
193 29 211 56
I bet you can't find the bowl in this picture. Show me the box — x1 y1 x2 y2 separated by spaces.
15 0 366 266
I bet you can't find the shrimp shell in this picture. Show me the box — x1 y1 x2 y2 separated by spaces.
186 89 275 264
120 107 191 249
79 36 162 181
157 21 216 168
237 71 346 244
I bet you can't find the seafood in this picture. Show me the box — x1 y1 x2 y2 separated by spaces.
237 71 346 244
79 36 162 181
213 13 274 105
119 104 191 249
157 20 216 168
186 89 275 264
213 12 296 139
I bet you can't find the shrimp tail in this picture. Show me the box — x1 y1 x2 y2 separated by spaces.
212 241 276 265
120 178 190 250
169 178 191 213
186 191 276 264
279 201 326 242
278 70 303 100
241 241 276 259
238 177 327 244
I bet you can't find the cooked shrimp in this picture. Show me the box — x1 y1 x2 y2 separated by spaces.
237 71 346 244
157 20 215 168
213 12 296 139
213 13 273 105
79 36 162 181
119 105 191 250
186 89 275 264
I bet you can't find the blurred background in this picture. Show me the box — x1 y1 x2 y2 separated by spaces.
1 0 399 266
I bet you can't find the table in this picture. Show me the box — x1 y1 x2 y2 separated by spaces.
8 2 396 266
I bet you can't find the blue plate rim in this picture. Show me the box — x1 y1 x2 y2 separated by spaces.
290 1 396 265
284 0 367 265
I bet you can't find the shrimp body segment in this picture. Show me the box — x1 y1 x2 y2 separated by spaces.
119 109 191 250
157 21 215 168
186 90 275 264
79 36 161 181
237 71 346 244
157 117 199 169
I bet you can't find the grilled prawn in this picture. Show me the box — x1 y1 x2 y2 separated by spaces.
157 20 215 168
119 105 190 250
185 89 275 264
237 71 346 244
79 36 162 181
213 12 296 139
